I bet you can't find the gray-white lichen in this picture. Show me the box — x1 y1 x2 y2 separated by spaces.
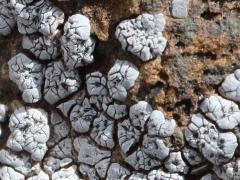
106 163 130 180
147 110 176 137
148 168 184 180
118 119 141 154
8 53 45 103
129 101 152 131
73 136 111 166
61 14 96 69
90 113 115 149
0 0 16 36
22 35 60 60
182 146 205 166
44 61 81 104
219 69 240 103
12 0 64 36
2 1 240 179
172 0 189 18
70 98 97 133
213 158 240 180
119 101 176 171
116 13 167 61
164 151 189 174
7 107 49 161
185 113 238 165
0 166 25 180
107 60 139 101
0 104 8 122
200 95 240 130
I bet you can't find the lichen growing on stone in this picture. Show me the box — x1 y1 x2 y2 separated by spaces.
0 104 8 122
185 113 238 165
22 35 60 60
1 0 240 179
107 60 139 101
43 61 81 104
219 69 240 103
0 0 16 36
12 0 64 36
8 53 45 103
61 14 96 69
7 107 49 161
200 95 240 130
115 13 167 61
172 0 189 18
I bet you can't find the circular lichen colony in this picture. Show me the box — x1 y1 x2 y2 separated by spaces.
0 0 240 179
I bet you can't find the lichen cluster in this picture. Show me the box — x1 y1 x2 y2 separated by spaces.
0 0 240 180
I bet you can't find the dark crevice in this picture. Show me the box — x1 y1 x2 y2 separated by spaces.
175 41 186 48
175 98 194 115
200 10 220 20
193 51 217 60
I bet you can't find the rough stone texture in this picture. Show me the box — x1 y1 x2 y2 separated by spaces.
172 0 189 18
0 0 239 179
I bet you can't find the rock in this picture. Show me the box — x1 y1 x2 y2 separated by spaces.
172 0 189 18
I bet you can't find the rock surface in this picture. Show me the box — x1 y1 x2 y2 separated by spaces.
0 0 239 179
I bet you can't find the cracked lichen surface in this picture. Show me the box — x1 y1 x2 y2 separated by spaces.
0 0 240 179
